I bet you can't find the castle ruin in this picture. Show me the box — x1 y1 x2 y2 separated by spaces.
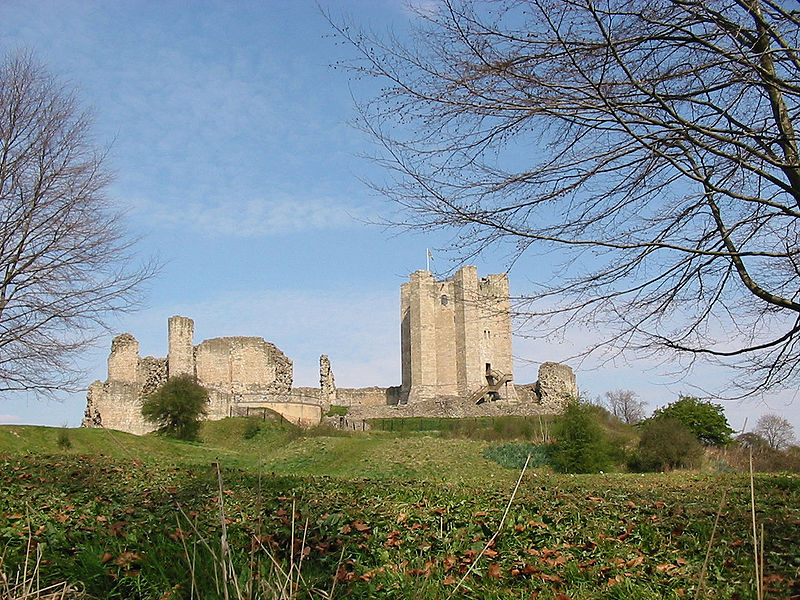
83 315 319 433
83 266 579 433
401 266 515 404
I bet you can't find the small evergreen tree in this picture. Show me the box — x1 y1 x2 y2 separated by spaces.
549 401 612 473
652 395 733 446
141 375 208 441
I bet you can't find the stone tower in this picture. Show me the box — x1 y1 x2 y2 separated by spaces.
400 266 514 404
319 355 336 403
107 333 140 384
168 315 195 378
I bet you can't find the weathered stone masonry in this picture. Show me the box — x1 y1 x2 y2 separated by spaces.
83 266 580 434
82 315 304 433
400 266 515 404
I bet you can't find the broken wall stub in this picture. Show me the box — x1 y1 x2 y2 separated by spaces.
535 362 578 409
319 354 336 404
168 315 195 378
107 334 139 384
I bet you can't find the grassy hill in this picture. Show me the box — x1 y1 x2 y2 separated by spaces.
1 419 798 599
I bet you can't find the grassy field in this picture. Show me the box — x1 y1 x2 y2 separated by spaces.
1 419 799 599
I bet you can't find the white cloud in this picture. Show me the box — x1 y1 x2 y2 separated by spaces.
130 195 371 237
0 414 21 424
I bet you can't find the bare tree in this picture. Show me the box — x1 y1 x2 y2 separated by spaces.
0 52 157 396
754 413 796 449
602 389 647 424
332 0 800 396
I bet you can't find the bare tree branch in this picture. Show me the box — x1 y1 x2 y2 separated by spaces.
0 51 158 396
331 0 800 397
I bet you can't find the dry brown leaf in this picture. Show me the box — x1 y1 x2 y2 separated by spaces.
353 520 371 532
627 556 644 567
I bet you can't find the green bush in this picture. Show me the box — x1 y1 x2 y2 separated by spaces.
56 426 71 449
549 401 613 473
652 395 734 446
242 419 261 440
326 405 349 417
629 417 702 472
141 375 209 441
482 442 549 470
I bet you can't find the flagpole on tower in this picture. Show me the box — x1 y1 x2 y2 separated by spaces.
426 248 433 272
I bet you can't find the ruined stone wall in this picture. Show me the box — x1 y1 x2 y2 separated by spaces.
195 336 292 394
168 315 195 378
83 380 153 435
83 318 298 434
292 387 321 400
335 386 402 407
107 334 139 384
346 363 575 421
82 333 168 434
319 355 336 404
536 362 578 407
347 396 554 421
138 357 168 398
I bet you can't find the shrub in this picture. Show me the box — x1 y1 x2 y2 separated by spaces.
549 401 612 473
482 442 549 470
56 426 72 450
630 417 702 472
242 419 261 440
141 375 209 441
652 395 734 446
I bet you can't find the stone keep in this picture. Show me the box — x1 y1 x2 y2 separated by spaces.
400 266 515 403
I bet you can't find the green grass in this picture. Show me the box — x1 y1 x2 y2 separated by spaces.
326 405 349 417
367 415 558 441
1 421 799 599
483 441 550 469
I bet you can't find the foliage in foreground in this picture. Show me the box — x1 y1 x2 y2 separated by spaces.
0 451 798 600
549 401 614 473
141 375 209 441
629 418 702 472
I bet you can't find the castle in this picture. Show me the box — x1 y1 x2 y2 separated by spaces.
401 266 515 403
82 266 578 433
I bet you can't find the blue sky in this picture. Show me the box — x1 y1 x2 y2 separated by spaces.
0 0 798 438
